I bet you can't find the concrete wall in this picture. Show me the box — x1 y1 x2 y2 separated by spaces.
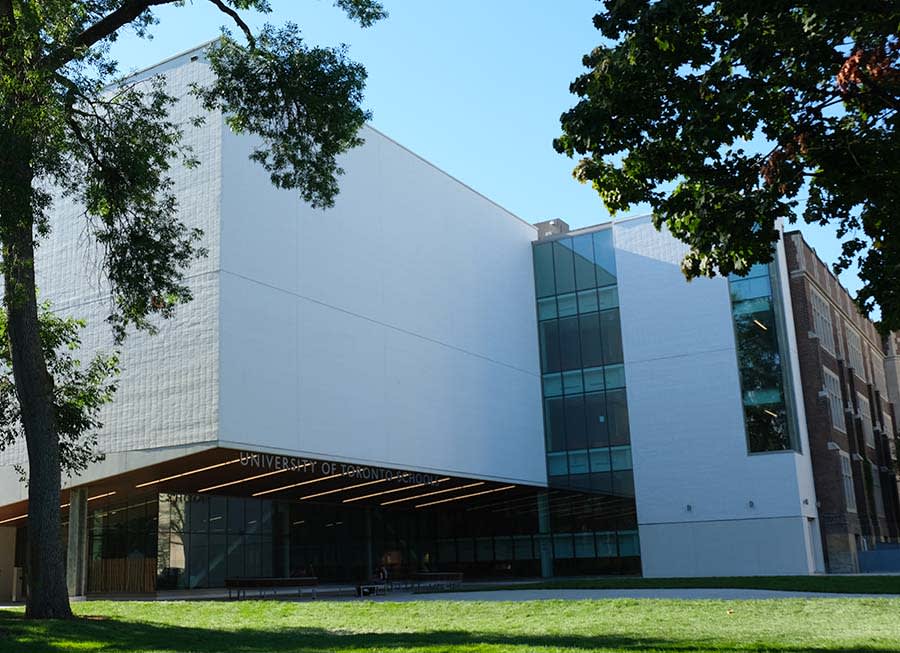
614 216 821 576
216 125 547 485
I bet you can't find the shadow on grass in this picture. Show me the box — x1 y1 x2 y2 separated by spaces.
0 611 897 653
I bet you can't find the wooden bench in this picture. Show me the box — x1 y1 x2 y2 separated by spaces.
225 576 318 600
411 572 463 593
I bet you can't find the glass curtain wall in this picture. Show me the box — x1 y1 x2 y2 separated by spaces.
728 263 799 452
533 229 634 497
156 493 552 587
532 228 639 572
87 493 159 593
157 493 276 589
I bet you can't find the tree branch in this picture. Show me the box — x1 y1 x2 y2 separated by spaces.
207 0 255 47
40 0 179 71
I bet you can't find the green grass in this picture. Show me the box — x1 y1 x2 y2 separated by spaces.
2 598 900 652
464 574 900 595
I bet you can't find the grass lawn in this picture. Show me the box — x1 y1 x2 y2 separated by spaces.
2 598 900 652
465 574 900 595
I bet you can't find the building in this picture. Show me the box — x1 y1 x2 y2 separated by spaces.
784 232 900 572
0 47 897 599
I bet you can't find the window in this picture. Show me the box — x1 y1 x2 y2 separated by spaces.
857 393 874 448
532 229 633 509
872 464 886 519
884 412 895 437
728 264 798 453
872 348 887 395
822 368 845 432
552 239 576 295
592 229 616 286
840 452 857 512
810 290 835 354
846 328 866 381
533 242 555 298
573 234 596 291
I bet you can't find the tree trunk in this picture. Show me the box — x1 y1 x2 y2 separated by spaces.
1 147 72 619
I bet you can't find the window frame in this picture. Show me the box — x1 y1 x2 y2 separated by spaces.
857 392 875 448
871 463 886 519
810 289 835 354
822 367 845 433
846 327 866 381
840 451 857 513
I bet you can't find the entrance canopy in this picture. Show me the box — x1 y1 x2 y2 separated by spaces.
0 448 548 527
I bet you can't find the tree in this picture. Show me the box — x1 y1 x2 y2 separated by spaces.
0 0 384 618
555 1 900 330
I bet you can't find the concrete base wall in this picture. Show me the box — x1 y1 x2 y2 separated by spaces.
639 517 817 577
824 531 859 573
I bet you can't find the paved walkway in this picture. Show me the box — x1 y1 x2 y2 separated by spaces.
2 587 897 609
367 588 898 601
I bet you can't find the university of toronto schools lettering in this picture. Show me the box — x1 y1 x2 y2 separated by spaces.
238 451 439 485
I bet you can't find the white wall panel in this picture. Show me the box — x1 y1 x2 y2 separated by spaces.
615 216 817 575
639 517 812 577
0 54 222 470
218 124 546 485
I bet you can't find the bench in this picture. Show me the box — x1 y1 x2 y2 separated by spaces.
355 580 387 598
225 576 318 600
412 572 463 593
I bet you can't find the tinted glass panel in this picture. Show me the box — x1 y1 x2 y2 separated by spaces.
565 395 587 450
599 310 624 364
607 389 630 445
598 286 619 310
577 289 599 313
584 393 609 447
553 239 576 294
539 321 560 372
557 293 578 317
573 234 596 290
729 264 797 452
533 243 555 298
558 316 581 370
579 313 603 368
593 229 617 285
544 398 566 451
537 297 557 321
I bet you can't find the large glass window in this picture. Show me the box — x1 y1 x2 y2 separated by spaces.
533 242 556 298
553 240 576 295
593 230 617 286
88 494 158 593
598 310 624 365
532 228 633 503
728 263 799 453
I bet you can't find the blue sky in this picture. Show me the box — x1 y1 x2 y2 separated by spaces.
109 0 860 294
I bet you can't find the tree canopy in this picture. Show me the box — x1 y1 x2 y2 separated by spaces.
0 0 384 618
555 1 900 330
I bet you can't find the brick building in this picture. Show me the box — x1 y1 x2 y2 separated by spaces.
785 231 900 572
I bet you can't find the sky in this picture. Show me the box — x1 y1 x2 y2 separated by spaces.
108 0 861 295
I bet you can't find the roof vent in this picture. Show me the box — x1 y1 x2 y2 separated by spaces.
534 218 570 240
